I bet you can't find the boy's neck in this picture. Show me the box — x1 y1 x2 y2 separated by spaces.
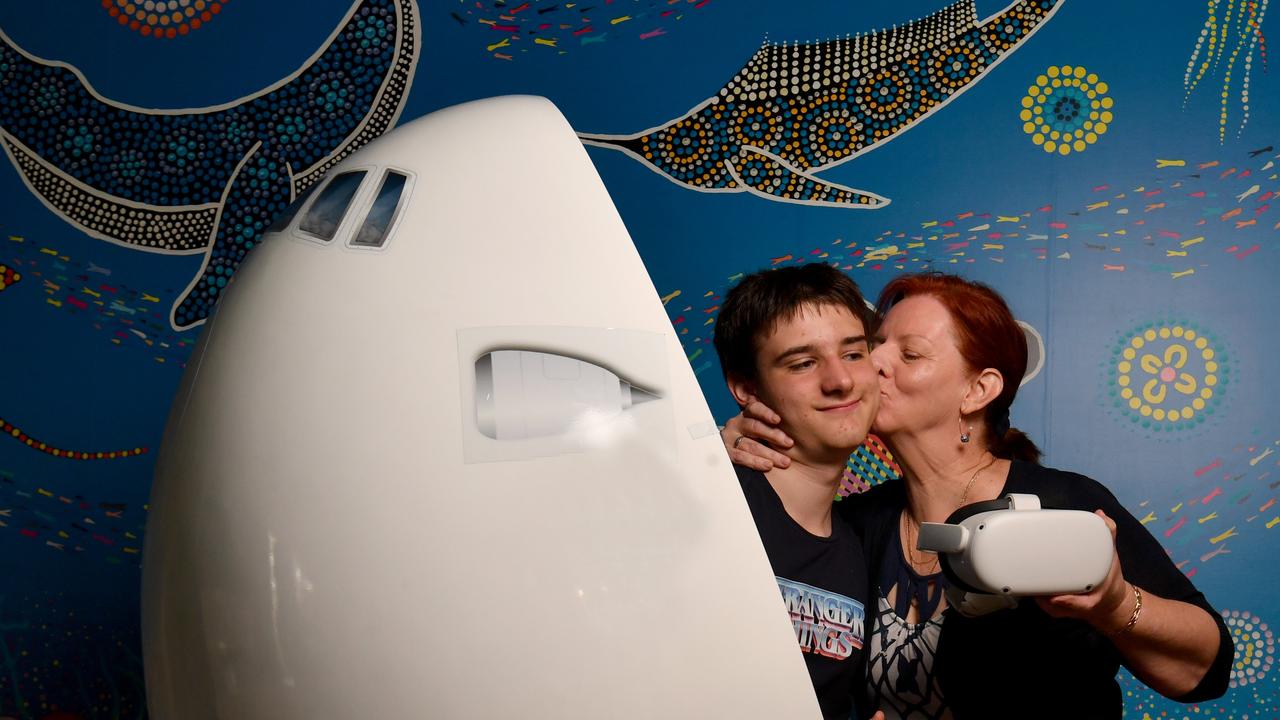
763 454 848 537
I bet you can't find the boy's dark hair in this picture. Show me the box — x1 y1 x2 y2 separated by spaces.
712 264 871 382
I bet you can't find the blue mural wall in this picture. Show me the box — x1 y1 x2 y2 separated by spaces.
0 0 1275 716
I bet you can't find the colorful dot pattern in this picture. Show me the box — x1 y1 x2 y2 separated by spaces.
4 137 218 252
1 417 147 460
0 0 418 329
0 262 20 292
1020 64 1113 155
0 592 149 719
584 0 1060 206
1183 0 1269 141
1108 321 1229 433
1223 609 1275 689
102 0 226 39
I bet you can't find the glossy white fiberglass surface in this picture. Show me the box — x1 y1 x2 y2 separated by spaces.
141 96 820 719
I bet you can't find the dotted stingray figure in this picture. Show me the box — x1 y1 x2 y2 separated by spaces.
0 0 419 330
579 0 1062 209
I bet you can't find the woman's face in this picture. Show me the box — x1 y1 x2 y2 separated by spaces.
869 294 973 439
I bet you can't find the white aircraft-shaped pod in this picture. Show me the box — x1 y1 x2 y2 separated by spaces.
142 96 821 720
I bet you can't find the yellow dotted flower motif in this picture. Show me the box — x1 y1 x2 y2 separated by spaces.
1020 64 1114 155
1110 321 1227 433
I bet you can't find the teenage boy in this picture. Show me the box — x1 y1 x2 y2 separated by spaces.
712 264 879 720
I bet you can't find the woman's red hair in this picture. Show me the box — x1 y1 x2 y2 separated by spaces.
876 273 1041 463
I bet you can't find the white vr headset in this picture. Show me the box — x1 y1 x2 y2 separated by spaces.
916 494 1114 617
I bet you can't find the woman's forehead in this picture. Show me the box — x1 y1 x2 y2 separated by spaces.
883 294 952 335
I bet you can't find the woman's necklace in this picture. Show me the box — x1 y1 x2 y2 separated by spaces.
901 512 938 574
902 452 998 573
957 452 997 507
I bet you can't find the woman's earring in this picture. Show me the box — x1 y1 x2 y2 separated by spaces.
959 415 972 444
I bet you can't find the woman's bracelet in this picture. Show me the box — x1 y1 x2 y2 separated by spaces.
1110 583 1143 637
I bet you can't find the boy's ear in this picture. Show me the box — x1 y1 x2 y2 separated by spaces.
726 374 760 409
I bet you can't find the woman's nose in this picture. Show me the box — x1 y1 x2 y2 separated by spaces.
870 344 890 376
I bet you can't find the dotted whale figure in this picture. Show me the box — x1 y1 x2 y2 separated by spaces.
579 0 1062 209
0 0 419 330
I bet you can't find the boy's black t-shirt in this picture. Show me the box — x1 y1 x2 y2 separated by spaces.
737 466 870 720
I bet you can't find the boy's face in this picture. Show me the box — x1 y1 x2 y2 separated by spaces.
731 303 879 465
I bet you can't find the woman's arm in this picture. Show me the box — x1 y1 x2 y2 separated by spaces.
1036 510 1229 700
719 400 795 471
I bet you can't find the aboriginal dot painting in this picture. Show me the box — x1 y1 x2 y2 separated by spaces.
1107 320 1231 435
1020 64 1113 155
1 0 418 330
0 0 1277 716
580 0 1064 208
102 0 228 39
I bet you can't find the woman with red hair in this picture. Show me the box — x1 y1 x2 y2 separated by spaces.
724 272 1231 717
